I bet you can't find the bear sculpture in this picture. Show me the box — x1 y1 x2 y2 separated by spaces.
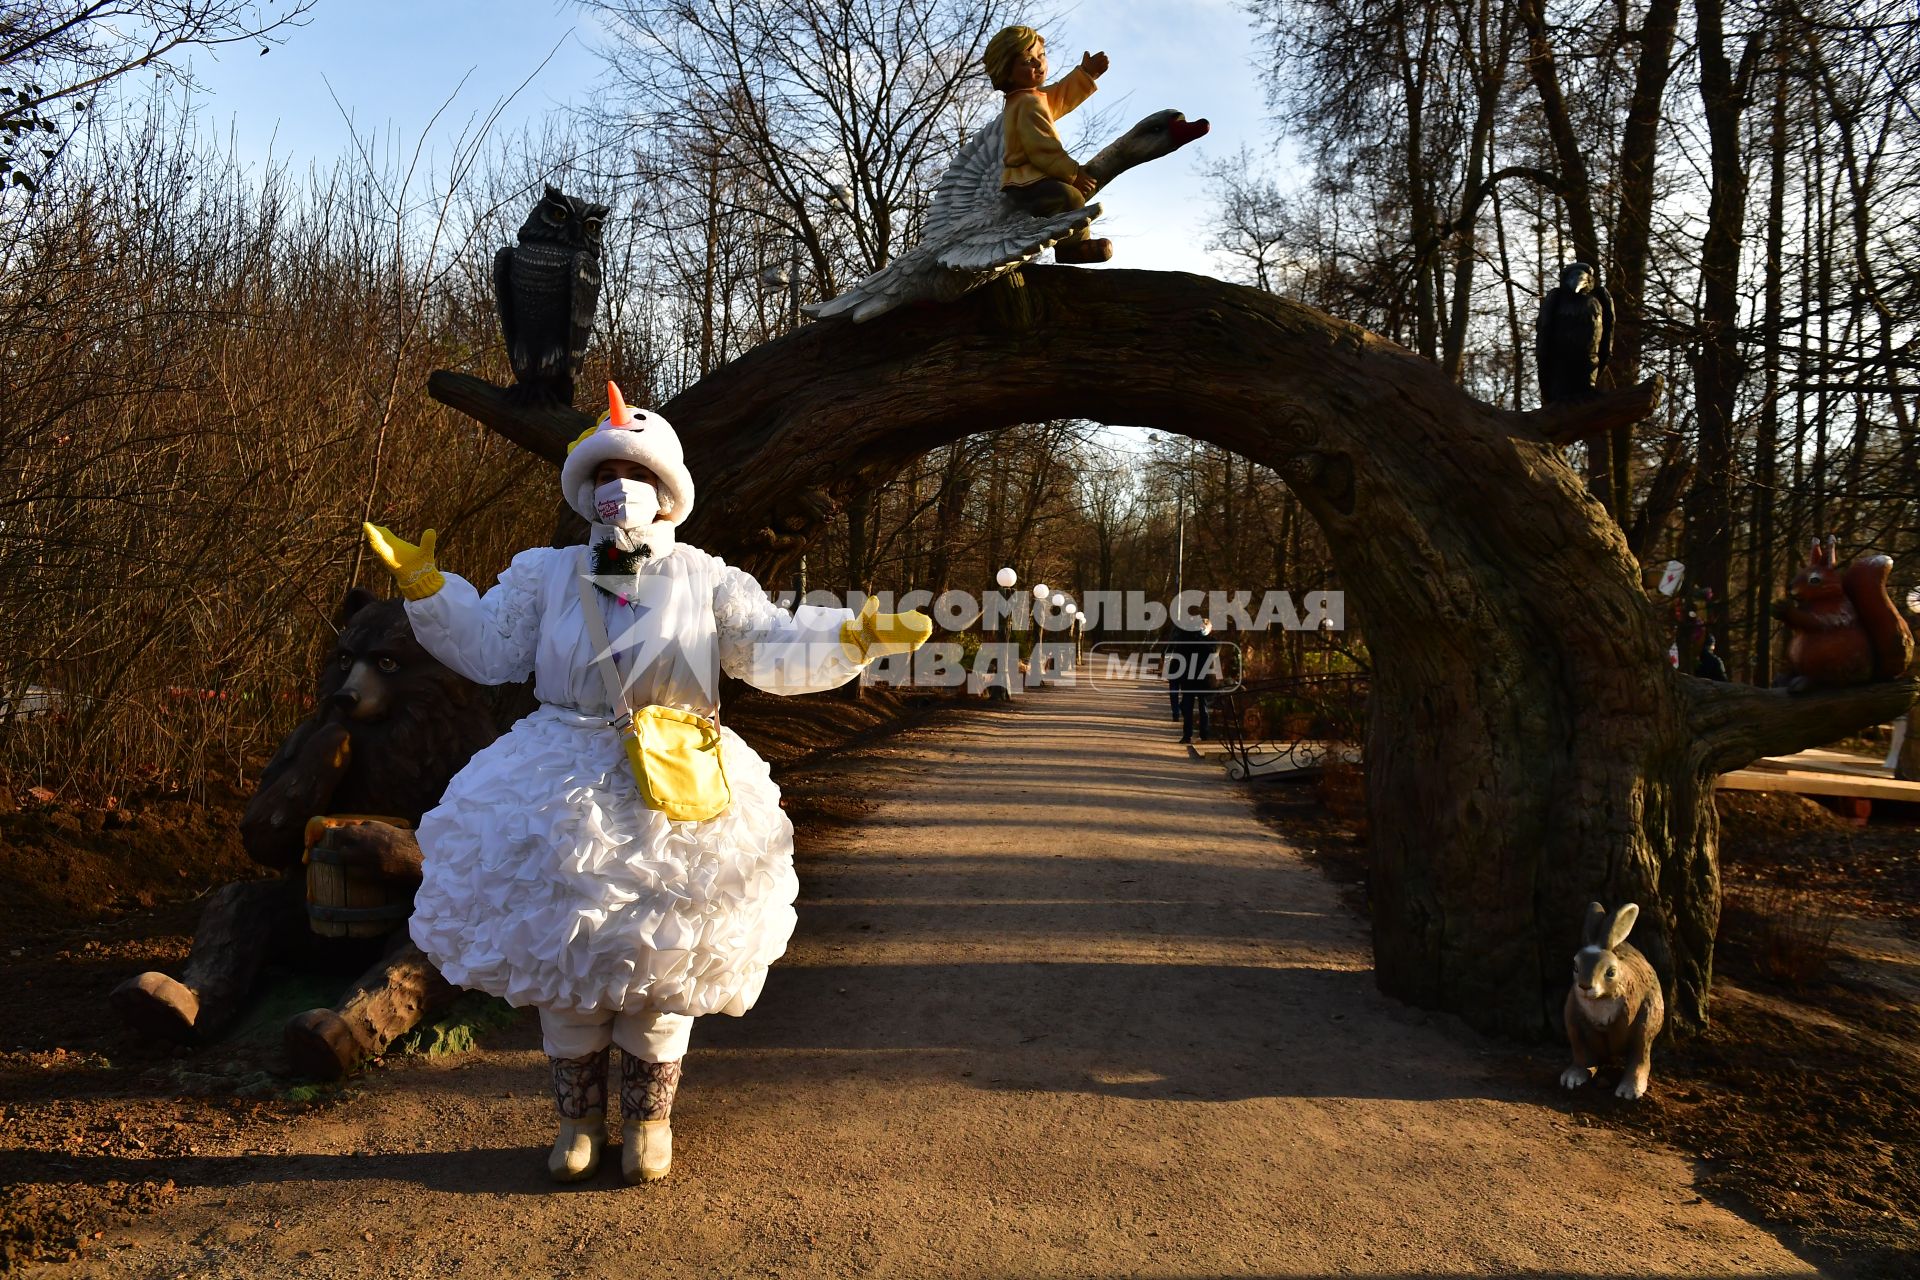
112 589 506 1079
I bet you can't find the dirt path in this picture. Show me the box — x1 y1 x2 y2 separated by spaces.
29 679 1822 1278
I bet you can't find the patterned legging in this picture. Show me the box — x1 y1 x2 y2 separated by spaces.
550 1049 682 1121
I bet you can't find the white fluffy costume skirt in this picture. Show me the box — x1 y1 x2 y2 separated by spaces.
408 705 799 1018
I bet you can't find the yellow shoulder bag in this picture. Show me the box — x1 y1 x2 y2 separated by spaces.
575 565 731 822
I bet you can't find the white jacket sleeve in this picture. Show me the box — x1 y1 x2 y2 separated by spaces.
713 563 865 696
403 546 552 686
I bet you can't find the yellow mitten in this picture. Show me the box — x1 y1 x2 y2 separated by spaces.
840 597 933 663
362 523 445 601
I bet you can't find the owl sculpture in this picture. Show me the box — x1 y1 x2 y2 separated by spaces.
1535 261 1615 405
493 186 608 404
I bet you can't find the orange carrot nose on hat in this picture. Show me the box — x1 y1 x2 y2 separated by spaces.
560 381 696 525
607 381 635 426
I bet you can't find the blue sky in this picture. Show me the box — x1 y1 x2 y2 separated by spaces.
182 0 1280 277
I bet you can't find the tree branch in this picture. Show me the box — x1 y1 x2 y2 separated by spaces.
1626 427 1692 561
426 371 588 466
1517 377 1664 444
1439 164 1565 238
1684 676 1918 776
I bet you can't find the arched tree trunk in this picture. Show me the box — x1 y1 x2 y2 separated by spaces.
433 267 1914 1038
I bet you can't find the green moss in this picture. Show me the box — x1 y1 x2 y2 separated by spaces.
395 993 520 1059
227 973 342 1046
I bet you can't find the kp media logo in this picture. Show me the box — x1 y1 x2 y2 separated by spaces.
1086 641 1242 692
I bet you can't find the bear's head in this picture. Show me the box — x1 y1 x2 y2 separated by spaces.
319 588 433 722
242 590 510 868
314 588 501 820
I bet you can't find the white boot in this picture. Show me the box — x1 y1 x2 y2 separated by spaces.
622 1117 672 1183
546 1048 610 1183
549 1110 606 1182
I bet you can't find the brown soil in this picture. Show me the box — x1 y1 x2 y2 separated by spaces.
0 785 256 942
0 685 977 1272
1253 779 1920 1279
0 679 1832 1277
3 680 1905 1276
1716 790 1920 920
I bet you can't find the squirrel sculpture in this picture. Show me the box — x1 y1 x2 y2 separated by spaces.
1770 536 1913 693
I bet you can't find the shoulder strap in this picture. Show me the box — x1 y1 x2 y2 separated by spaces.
573 546 726 729
574 550 631 725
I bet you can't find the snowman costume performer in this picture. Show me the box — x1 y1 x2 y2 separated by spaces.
362 383 929 1184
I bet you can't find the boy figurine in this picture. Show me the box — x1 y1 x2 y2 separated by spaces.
985 25 1112 263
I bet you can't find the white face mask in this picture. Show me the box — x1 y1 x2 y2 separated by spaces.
593 478 659 530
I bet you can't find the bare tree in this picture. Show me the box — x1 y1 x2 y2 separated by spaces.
577 0 1019 303
1204 151 1291 293
1681 0 1763 669
1232 0 1920 688
0 0 315 190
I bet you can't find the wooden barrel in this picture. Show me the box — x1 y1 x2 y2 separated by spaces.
303 814 415 938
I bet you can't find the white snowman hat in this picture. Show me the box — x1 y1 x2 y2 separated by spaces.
560 381 696 524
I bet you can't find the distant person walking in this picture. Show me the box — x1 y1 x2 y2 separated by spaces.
1695 634 1729 682
1158 618 1182 720
1174 618 1219 744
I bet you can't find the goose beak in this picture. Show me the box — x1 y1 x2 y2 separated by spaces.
1169 116 1211 147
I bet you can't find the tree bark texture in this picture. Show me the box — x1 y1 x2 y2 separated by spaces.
331 936 456 1058
1753 42 1791 688
460 267 1915 1038
180 877 310 1033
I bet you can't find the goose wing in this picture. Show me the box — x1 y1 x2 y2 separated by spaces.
801 244 938 322
924 119 1008 244
935 202 1102 272
924 117 1100 268
802 122 1006 323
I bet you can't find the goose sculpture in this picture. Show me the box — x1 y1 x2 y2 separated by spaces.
804 109 1210 324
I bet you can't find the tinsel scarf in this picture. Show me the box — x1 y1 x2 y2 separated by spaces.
591 538 653 585
587 519 675 599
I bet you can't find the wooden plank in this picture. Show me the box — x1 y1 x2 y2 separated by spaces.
1751 759 1881 782
1748 749 1893 780
1716 767 1920 803
1789 746 1887 765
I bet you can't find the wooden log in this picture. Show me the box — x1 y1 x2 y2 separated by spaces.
283 936 455 1081
426 370 591 463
